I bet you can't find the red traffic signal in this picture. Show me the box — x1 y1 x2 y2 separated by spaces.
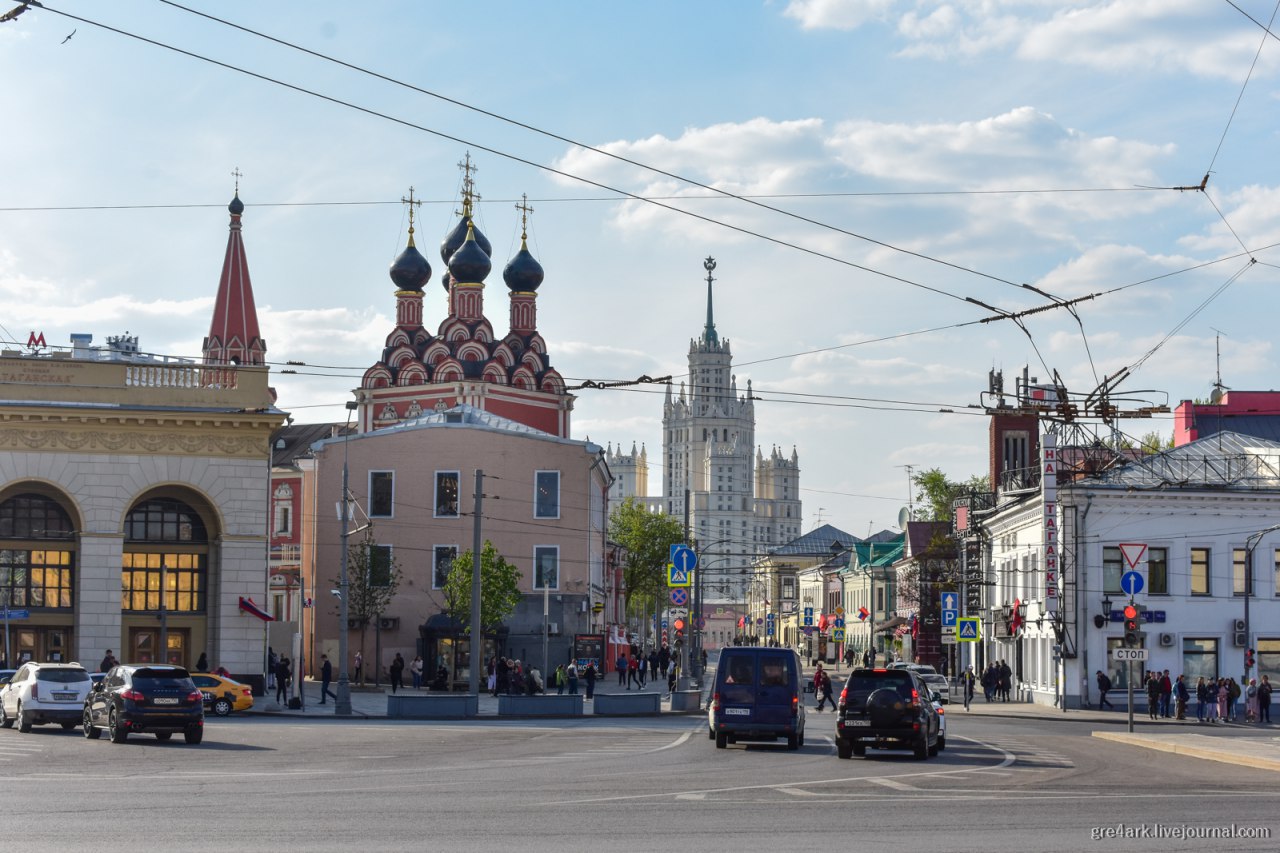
1122 604 1139 620
673 619 685 631
1246 648 1256 669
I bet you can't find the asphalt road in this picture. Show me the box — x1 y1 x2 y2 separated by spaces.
3 713 1278 852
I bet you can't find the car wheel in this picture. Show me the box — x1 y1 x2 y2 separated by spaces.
853 743 866 757
914 735 928 760
154 732 173 741
928 737 939 757
798 729 805 748
715 732 727 749
707 726 714 740
60 722 76 731
17 703 32 733
184 726 203 745
0 702 12 729
109 709 128 743
83 710 100 739
213 697 233 717
937 735 946 752
837 740 854 759
787 732 799 750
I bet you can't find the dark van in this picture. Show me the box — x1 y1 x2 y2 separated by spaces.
707 648 805 750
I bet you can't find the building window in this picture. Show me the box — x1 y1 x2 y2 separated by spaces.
122 498 208 613
272 593 285 621
435 471 459 518
1148 547 1168 595
1102 546 1123 594
0 548 74 610
534 546 559 590
273 503 291 536
1259 638 1280 686
432 546 457 589
782 577 796 599
535 471 560 519
369 471 394 518
1106 636 1143 690
1182 637 1218 683
368 544 392 587
1190 548 1211 596
1274 549 1280 597
1233 548 1249 597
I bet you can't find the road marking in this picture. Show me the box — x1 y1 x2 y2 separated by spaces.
867 777 920 791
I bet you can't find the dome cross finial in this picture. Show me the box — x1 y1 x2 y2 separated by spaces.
457 151 481 219
515 193 534 243
231 166 242 194
401 185 423 246
702 256 718 346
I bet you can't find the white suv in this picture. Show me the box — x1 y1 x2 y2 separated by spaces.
0 662 93 732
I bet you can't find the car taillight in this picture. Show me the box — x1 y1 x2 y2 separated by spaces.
188 690 204 704
121 689 146 702
241 687 252 697
909 688 921 709
31 683 39 700
711 692 720 711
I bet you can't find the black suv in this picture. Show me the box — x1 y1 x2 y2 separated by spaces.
83 664 204 744
834 667 940 760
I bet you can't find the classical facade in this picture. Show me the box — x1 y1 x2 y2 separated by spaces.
0 193 282 680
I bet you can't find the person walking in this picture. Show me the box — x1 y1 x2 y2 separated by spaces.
196 652 208 673
410 655 424 690
275 656 291 705
1095 670 1114 710
616 653 628 687
566 660 579 695
1159 670 1173 718
814 664 836 712
353 650 363 685
553 664 566 695
267 647 277 690
648 650 659 683
627 655 641 690
584 661 597 699
1259 675 1273 724
998 660 1012 702
1174 674 1189 720
636 653 647 688
961 665 977 711
1145 671 1161 720
658 645 671 677
319 654 337 704
389 653 405 694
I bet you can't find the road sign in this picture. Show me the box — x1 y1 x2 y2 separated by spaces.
835 606 844 616
667 562 692 588
957 617 980 641
766 612 775 622
1121 571 1144 596
834 617 845 629
803 606 814 627
832 628 845 642
941 610 958 628
670 587 689 606
670 545 697 572
941 592 958 612
1119 543 1147 569
941 633 958 645
0 609 29 620
695 617 705 630
1112 647 1149 661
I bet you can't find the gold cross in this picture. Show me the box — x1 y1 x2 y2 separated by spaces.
456 151 480 218
401 186 423 240
231 167 242 194
515 193 534 241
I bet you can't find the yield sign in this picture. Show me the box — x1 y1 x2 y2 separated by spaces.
1119 543 1148 570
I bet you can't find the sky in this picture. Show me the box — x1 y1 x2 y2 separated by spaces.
3 0 1280 538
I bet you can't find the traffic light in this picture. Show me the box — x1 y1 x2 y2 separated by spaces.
1246 648 1256 669
1122 604 1143 647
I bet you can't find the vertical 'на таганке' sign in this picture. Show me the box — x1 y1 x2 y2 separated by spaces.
1042 431 1058 612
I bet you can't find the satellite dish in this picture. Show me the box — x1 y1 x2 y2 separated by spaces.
897 506 911 529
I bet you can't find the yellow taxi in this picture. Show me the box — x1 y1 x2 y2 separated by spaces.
190 672 254 716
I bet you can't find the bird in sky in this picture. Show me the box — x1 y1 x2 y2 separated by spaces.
61 28 75 44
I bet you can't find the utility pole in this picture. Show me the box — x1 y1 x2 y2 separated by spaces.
469 470 484 696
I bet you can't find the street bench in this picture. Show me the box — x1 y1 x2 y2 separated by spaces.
386 693 478 719
593 691 661 716
669 690 702 712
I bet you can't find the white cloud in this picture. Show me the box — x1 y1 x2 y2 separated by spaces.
783 0 897 30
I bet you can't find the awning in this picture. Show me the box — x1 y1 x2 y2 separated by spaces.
874 615 907 634
237 596 274 622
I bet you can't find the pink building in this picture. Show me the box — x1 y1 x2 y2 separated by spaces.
1174 391 1280 446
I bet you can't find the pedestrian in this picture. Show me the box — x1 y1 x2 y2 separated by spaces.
496 657 510 695
1204 678 1219 723
486 656 497 694
196 652 208 673
998 660 1012 702
1259 675 1273 723
648 650 659 683
616 653 628 686
1145 672 1161 720
584 661 597 699
1174 674 1189 720
389 653 405 694
275 656 291 704
319 653 337 704
354 650 363 684
554 664 566 695
1196 676 1209 722
1159 670 1173 718
667 661 679 693
814 664 836 711
658 645 670 677
627 655 641 690
1228 677 1242 721
961 665 977 711
566 660 579 695
1095 670 1114 710
409 655 424 689
1246 678 1259 723
636 653 647 687
527 665 543 694
1217 678 1230 721
99 649 118 672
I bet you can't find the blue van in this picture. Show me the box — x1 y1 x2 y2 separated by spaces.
707 647 805 750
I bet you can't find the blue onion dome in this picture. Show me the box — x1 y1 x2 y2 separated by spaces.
440 215 491 264
228 194 244 215
447 223 492 283
440 270 452 292
503 241 544 292
389 238 432 292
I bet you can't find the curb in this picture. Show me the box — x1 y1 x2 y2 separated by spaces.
1092 731 1280 773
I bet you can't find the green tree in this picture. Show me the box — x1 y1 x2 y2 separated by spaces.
608 497 686 615
332 528 401 685
912 468 990 522
443 540 523 635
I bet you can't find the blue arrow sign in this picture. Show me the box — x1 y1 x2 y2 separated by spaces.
670 545 697 573
1121 571 1144 596
941 592 958 612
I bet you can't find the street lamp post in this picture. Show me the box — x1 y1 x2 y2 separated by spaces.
335 401 358 716
1244 523 1280 681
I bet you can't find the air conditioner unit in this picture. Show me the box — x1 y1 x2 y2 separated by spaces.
378 617 400 630
1158 632 1175 647
1234 618 1247 633
547 622 561 636
346 618 366 630
1234 632 1248 647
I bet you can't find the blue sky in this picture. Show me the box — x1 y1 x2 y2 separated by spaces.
3 0 1280 535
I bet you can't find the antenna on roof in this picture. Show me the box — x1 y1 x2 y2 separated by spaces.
1209 328 1230 405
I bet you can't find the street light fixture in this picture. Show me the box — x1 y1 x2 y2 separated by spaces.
335 400 358 716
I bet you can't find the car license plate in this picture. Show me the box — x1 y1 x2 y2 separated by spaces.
53 692 76 701
725 708 749 716
846 719 870 726
153 697 179 705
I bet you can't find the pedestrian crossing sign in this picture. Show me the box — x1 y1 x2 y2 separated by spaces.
832 628 845 642
957 617 980 642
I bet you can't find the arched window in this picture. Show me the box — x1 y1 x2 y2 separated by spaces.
0 493 75 611
122 498 208 613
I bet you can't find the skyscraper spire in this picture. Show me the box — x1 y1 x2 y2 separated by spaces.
204 170 265 366
702 256 718 346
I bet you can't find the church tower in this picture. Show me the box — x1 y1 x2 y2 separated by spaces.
203 171 266 367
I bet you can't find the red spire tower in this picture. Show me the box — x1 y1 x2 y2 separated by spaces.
204 169 266 366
